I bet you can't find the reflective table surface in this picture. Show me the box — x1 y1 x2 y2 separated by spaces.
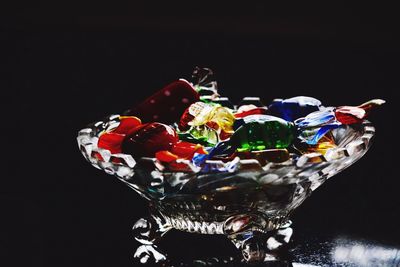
141 229 400 267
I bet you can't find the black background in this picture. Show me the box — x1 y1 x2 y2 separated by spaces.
1 3 399 266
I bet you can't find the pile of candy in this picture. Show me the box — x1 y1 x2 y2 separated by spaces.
97 68 384 172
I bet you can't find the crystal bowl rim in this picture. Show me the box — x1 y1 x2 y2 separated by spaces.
77 114 375 178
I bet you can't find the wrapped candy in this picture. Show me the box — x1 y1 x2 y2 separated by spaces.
156 141 208 163
231 115 295 152
178 107 195 131
295 109 341 145
296 99 385 145
294 108 335 128
187 102 215 125
192 115 294 166
98 116 142 154
335 99 385 124
155 150 180 163
110 116 142 134
98 132 125 154
171 141 208 158
92 68 385 175
127 80 199 124
189 125 219 145
294 134 337 155
188 102 235 133
179 101 235 144
268 96 322 121
156 141 209 172
121 122 179 158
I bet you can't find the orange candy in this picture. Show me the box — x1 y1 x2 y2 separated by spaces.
156 141 207 163
172 141 207 157
155 151 179 163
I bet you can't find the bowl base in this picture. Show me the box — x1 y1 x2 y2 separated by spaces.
132 209 293 263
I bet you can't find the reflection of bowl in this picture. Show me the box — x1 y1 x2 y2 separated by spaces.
77 114 375 263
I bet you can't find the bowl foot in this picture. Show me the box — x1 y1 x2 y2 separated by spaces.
134 244 167 264
228 220 293 262
132 213 172 263
132 212 292 264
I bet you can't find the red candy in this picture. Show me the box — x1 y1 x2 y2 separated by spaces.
113 116 141 135
121 122 179 157
155 151 179 162
335 99 385 124
97 116 142 154
178 107 195 131
128 80 199 124
335 106 365 124
235 107 268 118
171 141 207 158
98 132 126 154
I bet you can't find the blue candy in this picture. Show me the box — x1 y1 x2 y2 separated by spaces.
192 143 235 166
268 96 322 121
295 108 342 145
294 108 335 128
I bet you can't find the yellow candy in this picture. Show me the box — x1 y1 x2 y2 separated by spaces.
189 102 215 126
211 106 235 133
309 141 337 155
302 134 337 155
188 102 235 137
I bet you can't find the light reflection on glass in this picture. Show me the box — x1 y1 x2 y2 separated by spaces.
332 238 400 266
292 264 319 267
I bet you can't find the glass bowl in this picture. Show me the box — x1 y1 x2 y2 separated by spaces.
77 113 374 263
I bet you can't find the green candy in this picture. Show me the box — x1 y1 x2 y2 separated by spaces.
178 132 215 147
231 115 294 152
